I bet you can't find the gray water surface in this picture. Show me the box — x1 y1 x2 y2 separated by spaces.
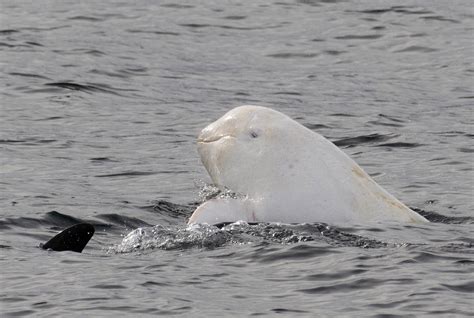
1 0 473 317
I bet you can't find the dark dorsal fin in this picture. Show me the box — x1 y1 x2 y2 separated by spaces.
41 223 95 253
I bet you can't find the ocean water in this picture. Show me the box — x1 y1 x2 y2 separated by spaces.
1 0 473 317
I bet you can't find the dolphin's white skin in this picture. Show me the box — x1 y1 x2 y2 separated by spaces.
188 105 428 225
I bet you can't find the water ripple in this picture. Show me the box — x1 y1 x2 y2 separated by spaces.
1 1 473 316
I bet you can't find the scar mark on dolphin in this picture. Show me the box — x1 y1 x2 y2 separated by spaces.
352 165 367 179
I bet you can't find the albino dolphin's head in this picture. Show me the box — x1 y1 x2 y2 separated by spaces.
197 105 308 194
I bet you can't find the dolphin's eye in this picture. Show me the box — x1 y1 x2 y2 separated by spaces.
250 131 259 138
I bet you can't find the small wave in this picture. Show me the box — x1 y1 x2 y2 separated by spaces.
0 41 45 49
61 48 105 56
421 16 460 23
368 115 406 128
126 29 180 36
13 26 71 33
95 214 152 229
68 16 104 22
335 34 383 40
95 171 159 178
375 142 423 148
8 72 51 80
137 200 196 226
0 211 85 230
25 41 42 46
441 282 474 293
149 200 196 217
273 91 303 96
0 29 19 35
43 82 125 95
267 52 319 58
0 42 15 48
271 308 309 314
0 210 154 236
43 81 99 91
323 50 346 55
160 3 195 9
34 116 65 121
413 208 473 224
329 113 358 117
295 0 344 7
333 133 397 147
89 67 149 79
378 114 406 123
179 23 285 31
179 23 210 28
222 15 247 20
0 138 56 146
394 46 438 53
90 284 127 289
250 244 341 263
304 123 332 130
353 6 433 15
89 157 118 162
298 277 417 295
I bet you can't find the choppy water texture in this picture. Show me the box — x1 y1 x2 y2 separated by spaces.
1 0 473 317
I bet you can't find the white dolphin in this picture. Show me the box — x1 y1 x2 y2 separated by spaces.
189 105 428 225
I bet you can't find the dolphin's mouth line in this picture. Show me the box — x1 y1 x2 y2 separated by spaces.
197 135 235 143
